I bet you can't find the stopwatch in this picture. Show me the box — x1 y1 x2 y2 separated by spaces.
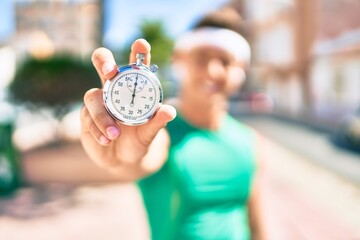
103 53 163 126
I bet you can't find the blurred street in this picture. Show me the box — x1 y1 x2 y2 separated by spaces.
1 115 360 240
241 115 360 239
1 0 360 239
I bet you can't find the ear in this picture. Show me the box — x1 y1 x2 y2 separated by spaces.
227 67 246 95
171 50 186 64
171 50 188 78
237 67 246 83
171 61 187 82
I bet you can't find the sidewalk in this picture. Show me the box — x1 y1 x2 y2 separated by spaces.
0 183 150 240
240 115 360 239
0 143 150 240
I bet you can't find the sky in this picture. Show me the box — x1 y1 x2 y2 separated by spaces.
0 0 14 44
0 0 228 97
0 0 228 48
103 0 228 49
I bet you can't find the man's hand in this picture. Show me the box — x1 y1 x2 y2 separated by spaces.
81 39 176 180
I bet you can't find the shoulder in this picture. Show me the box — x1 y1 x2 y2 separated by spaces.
225 115 257 138
225 115 264 161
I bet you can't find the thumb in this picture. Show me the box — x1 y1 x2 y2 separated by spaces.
137 104 176 145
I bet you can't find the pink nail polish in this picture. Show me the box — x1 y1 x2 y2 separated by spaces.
100 135 110 145
106 126 120 139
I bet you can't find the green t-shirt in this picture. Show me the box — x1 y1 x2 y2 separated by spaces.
138 114 256 240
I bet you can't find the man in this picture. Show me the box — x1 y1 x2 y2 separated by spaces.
81 13 266 240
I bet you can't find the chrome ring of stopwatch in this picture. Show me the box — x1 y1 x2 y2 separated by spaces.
103 53 163 126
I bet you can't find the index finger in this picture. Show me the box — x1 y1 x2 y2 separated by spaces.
129 39 151 67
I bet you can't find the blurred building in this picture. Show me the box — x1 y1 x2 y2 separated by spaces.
241 0 360 128
12 0 102 60
242 0 315 116
311 0 360 122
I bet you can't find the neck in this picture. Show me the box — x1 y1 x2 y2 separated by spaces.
178 94 228 131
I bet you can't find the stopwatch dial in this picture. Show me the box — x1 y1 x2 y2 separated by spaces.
110 72 159 122
126 74 145 93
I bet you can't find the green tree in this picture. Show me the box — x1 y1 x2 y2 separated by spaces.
117 19 175 97
9 55 100 117
138 19 174 67
118 19 174 73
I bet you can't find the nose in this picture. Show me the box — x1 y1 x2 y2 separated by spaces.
207 58 226 83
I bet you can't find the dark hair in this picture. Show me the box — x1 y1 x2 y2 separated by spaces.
192 6 248 37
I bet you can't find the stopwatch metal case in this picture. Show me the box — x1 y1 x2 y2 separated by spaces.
103 55 163 126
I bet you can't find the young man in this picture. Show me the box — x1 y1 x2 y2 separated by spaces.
81 17 266 240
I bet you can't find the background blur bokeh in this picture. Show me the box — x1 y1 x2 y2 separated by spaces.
0 0 359 239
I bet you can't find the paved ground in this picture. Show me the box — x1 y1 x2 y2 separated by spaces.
258 132 360 239
0 183 149 240
1 116 360 239
0 143 150 240
241 115 360 239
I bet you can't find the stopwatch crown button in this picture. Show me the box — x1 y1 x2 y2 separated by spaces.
150 64 158 73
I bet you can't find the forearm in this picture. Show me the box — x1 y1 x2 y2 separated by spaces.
248 179 266 240
248 133 268 240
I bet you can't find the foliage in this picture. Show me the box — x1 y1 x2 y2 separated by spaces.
9 55 100 114
0 122 20 195
8 20 174 115
116 19 175 97
118 19 174 69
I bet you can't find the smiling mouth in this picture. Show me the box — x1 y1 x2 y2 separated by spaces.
203 82 222 94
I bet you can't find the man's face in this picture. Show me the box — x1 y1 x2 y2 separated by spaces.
177 45 246 104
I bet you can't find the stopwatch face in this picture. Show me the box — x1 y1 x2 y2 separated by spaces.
103 68 163 125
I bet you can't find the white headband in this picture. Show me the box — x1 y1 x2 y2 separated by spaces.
174 27 251 65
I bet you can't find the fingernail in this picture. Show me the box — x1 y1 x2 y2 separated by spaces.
100 135 110 145
106 126 120 139
102 62 115 75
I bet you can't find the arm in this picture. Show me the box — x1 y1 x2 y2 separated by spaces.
248 133 268 240
81 39 176 181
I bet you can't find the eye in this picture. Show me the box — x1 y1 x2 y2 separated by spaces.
192 54 207 68
219 57 231 67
